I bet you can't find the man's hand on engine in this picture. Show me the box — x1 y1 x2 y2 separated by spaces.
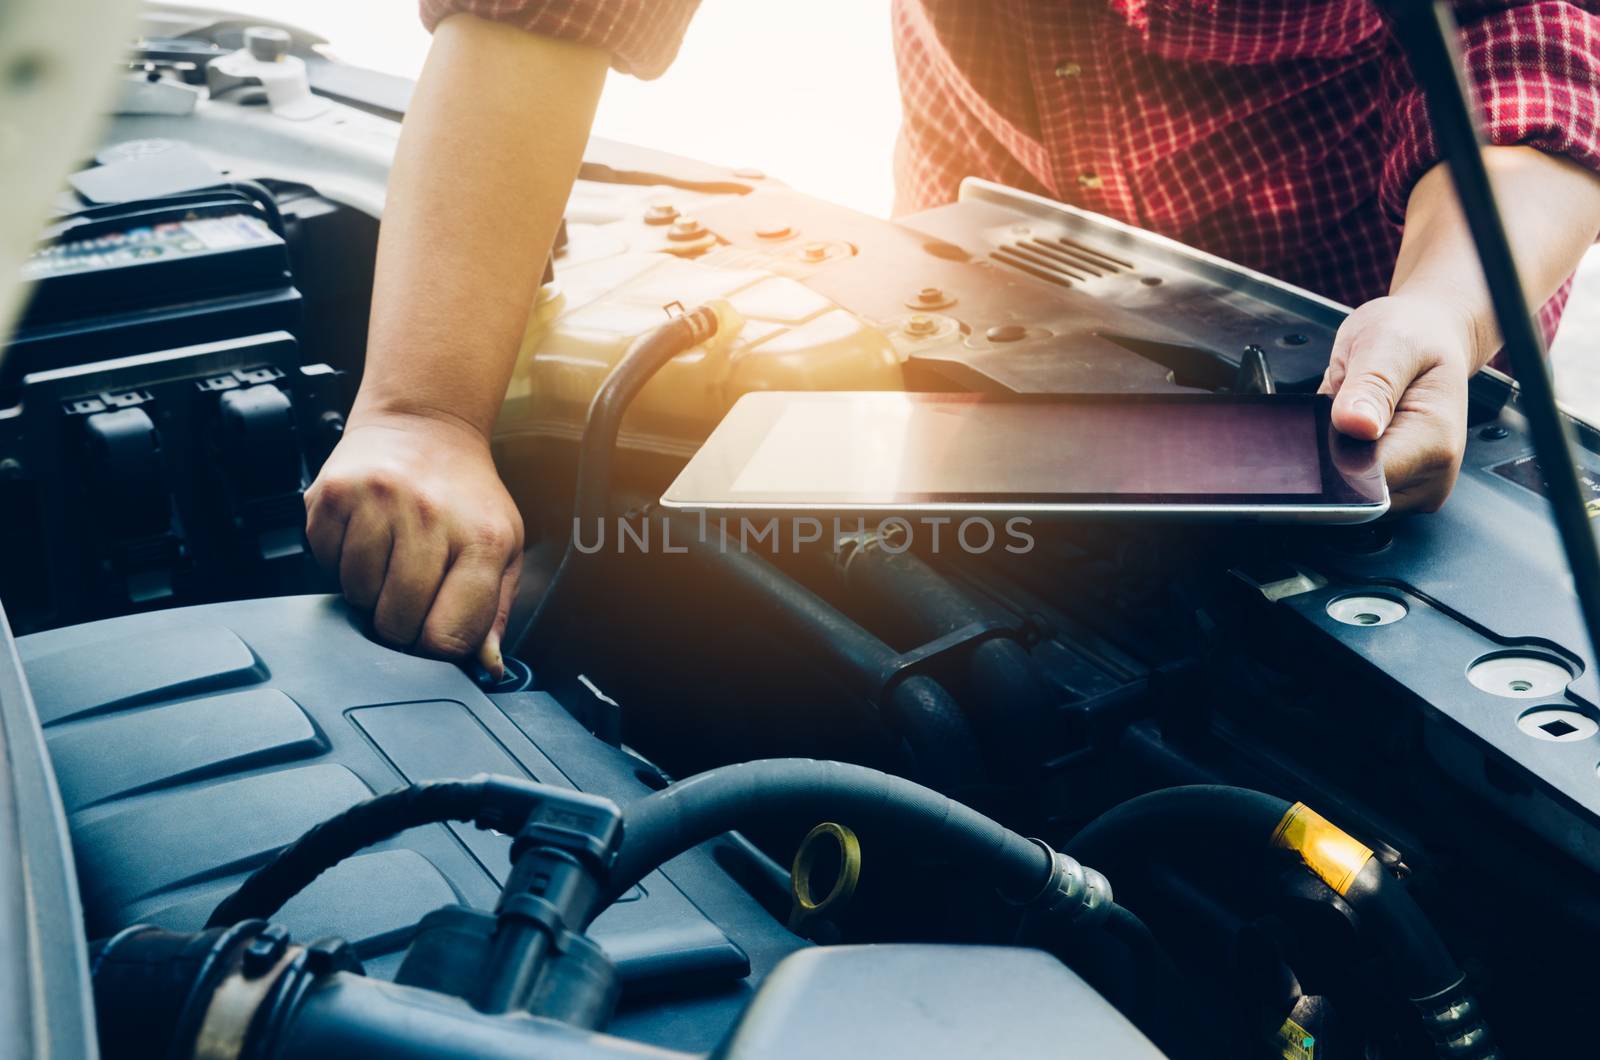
1319 291 1476 513
305 410 523 675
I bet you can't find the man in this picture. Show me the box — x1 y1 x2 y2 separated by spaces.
304 1 1600 673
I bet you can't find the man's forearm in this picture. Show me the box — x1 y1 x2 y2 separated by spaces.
1322 147 1600 511
354 15 608 438
1391 146 1600 369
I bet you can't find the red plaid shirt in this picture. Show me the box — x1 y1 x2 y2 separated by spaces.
421 0 1600 333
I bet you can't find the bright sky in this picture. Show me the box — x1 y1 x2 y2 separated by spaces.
176 0 903 217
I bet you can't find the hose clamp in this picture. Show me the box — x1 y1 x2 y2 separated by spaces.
193 934 302 1060
1017 839 1114 930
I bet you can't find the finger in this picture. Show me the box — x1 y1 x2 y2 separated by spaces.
337 507 393 610
417 550 506 660
1328 336 1425 442
1377 416 1461 514
304 489 351 574
372 523 450 647
477 557 523 678
492 556 520 643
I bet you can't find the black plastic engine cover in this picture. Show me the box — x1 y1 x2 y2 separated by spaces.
18 595 803 1051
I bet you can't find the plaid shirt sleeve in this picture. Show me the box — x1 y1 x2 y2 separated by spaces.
418 0 702 79
1381 1 1600 223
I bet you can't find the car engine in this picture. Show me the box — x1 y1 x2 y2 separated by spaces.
4 10 1598 1060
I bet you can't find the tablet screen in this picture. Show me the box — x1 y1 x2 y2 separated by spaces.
664 392 1386 514
730 396 1321 497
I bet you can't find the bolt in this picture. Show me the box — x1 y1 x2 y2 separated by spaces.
1479 424 1510 441
906 286 955 310
756 221 793 240
667 217 706 241
802 241 829 261
643 203 679 225
986 324 1027 343
904 315 938 336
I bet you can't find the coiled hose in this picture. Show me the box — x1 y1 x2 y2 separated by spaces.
206 774 548 928
1067 785 1497 1059
208 761 1094 937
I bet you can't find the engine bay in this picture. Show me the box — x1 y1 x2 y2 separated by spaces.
5 12 1600 1059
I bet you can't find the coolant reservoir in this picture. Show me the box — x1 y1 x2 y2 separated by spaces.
497 245 904 458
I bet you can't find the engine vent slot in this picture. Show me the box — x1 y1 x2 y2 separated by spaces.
990 236 1134 288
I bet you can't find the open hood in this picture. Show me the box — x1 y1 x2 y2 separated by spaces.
0 2 137 1058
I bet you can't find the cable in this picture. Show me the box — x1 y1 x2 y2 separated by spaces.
511 305 721 656
1378 0 1600 665
603 758 1055 912
219 178 287 239
51 182 287 242
1066 785 1496 1058
206 774 548 929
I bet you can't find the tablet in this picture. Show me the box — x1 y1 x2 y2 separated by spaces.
661 392 1388 523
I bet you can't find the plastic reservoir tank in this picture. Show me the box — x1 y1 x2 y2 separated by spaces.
494 181 905 460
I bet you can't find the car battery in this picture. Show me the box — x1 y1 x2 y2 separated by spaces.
4 195 302 396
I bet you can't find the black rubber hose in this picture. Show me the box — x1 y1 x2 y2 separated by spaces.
676 517 901 686
1343 859 1495 1056
601 758 1050 912
513 306 720 655
830 540 1054 760
662 510 987 790
206 775 547 928
884 674 992 790
1049 904 1217 1060
1066 785 1287 874
1066 785 1495 1059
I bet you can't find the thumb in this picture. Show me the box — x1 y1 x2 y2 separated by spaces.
1328 339 1420 442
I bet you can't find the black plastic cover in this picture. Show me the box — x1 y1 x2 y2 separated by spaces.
19 595 803 1051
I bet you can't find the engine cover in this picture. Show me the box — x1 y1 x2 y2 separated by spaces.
18 595 803 1051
